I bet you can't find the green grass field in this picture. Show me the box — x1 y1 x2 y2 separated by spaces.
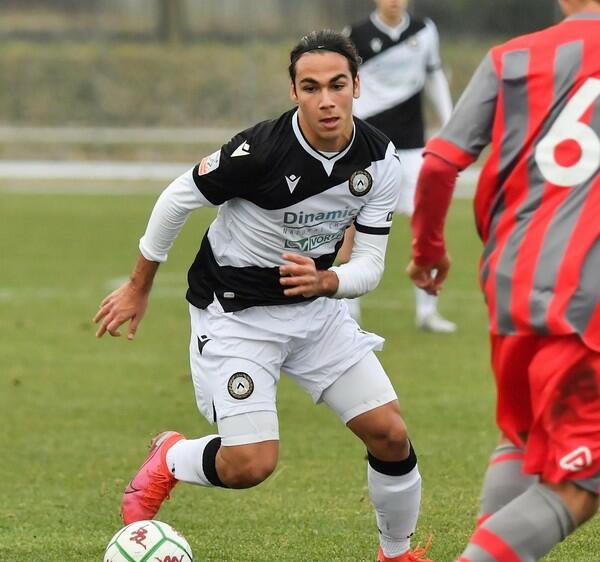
1 188 598 561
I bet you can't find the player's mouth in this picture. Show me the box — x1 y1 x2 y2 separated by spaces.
320 116 340 130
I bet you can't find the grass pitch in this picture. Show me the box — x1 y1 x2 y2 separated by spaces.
0 188 598 561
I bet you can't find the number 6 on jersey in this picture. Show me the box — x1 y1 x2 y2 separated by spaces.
535 77 600 187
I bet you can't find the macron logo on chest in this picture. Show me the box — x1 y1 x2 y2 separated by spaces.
285 174 301 193
232 141 251 157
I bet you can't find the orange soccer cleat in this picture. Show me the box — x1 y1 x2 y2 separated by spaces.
121 431 185 524
377 538 433 562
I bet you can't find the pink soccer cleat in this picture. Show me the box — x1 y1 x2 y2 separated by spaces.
121 431 185 524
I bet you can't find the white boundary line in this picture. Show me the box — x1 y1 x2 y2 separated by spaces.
0 160 480 197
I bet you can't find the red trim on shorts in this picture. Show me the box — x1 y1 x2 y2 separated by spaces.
457 558 472 562
490 452 525 465
471 527 523 562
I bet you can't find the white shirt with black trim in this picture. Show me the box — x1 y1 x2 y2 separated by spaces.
140 108 401 311
346 12 450 149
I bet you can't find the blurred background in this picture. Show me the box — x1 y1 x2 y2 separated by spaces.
0 0 559 168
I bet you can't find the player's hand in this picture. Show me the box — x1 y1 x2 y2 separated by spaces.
93 281 150 340
406 254 451 296
279 253 338 297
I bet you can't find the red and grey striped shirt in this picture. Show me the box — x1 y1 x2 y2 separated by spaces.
417 13 600 350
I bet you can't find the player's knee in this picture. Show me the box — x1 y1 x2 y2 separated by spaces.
545 480 600 525
366 416 409 458
382 417 409 455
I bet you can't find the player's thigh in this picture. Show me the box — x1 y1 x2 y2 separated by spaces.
188 303 283 425
527 335 600 491
321 350 398 424
284 298 384 404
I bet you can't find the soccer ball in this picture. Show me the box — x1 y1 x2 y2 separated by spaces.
104 520 194 562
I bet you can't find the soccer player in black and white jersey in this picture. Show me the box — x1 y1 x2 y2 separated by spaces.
341 0 456 333
94 30 432 562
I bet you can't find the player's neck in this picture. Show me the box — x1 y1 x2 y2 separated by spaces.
376 10 406 27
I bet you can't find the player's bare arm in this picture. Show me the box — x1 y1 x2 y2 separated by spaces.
279 253 339 297
94 255 159 339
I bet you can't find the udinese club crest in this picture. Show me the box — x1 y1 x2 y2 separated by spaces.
349 170 373 197
227 372 254 400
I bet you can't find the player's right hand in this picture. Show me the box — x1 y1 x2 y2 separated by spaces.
93 281 150 340
406 253 451 296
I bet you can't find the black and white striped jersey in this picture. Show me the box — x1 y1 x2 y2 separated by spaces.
187 108 400 312
346 12 443 149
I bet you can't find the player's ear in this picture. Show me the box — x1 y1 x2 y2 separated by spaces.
353 74 361 99
290 81 299 105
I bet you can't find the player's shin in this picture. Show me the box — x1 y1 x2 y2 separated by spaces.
368 445 422 558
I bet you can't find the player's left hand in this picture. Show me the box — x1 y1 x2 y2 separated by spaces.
406 253 451 296
279 253 338 297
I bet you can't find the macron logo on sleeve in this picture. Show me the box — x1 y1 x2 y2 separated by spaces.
232 141 251 157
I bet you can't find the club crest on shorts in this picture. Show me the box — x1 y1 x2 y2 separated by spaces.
349 170 373 197
227 372 254 400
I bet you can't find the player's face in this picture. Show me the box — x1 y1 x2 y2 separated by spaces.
375 0 409 24
290 51 360 152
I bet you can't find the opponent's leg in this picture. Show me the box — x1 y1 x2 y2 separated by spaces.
476 434 537 527
456 481 597 562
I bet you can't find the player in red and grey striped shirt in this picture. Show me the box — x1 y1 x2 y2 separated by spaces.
407 0 600 561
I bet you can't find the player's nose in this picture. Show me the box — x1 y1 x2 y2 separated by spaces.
318 89 335 108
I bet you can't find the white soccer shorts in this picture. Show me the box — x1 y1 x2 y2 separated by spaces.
188 297 387 426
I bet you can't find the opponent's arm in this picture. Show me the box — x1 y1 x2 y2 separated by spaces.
406 153 458 295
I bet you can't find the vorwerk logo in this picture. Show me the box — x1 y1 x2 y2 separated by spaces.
284 231 343 252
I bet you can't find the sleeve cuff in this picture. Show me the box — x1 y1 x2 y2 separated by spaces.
425 137 477 171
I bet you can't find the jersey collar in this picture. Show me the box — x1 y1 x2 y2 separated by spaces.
370 11 410 42
291 109 356 177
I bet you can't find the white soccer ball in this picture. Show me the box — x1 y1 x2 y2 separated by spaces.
104 520 194 562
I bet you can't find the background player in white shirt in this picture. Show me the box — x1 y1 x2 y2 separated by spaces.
94 30 433 562
341 0 456 333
